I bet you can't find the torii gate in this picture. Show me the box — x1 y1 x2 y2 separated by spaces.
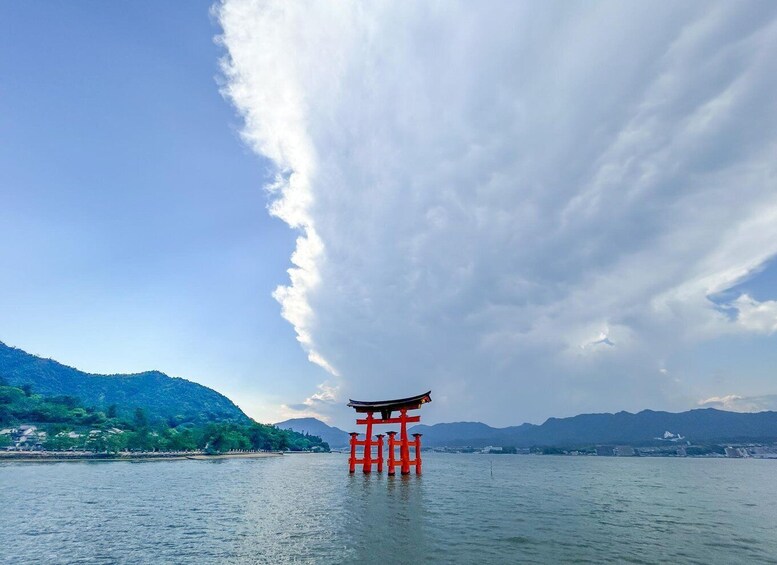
347 391 431 475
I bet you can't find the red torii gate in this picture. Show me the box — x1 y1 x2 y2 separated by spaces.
347 391 431 475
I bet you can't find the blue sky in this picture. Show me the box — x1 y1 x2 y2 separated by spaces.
0 1 326 423
3 2 777 427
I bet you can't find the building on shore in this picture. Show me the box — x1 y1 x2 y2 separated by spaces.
724 447 748 458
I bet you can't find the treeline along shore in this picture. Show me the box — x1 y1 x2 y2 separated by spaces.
1 380 330 459
0 449 285 463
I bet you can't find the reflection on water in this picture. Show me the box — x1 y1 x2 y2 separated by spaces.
1 454 776 564
345 474 426 564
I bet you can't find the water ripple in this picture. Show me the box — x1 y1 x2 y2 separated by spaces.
1 455 776 564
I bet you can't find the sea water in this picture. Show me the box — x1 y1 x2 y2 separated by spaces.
1 453 775 564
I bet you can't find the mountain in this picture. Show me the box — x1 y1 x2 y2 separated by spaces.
275 408 777 449
275 417 351 448
409 409 777 447
0 341 250 425
408 421 527 447
521 409 777 446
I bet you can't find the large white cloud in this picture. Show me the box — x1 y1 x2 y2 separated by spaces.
218 1 777 424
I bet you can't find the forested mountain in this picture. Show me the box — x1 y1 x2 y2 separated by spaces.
0 341 249 425
0 382 328 453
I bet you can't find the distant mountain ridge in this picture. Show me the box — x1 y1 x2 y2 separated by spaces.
278 409 777 449
0 341 249 425
410 409 777 447
275 417 351 448
10 338 774 445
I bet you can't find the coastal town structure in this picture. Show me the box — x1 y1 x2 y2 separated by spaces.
0 425 46 450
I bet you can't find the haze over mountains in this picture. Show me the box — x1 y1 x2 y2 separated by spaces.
410 410 777 448
275 417 351 449
279 411 777 449
5 339 777 449
0 341 249 425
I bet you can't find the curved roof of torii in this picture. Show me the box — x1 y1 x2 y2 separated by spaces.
347 391 432 413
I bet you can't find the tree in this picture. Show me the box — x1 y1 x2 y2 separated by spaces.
51 396 80 409
133 407 148 430
69 407 88 421
105 432 128 454
125 430 154 452
43 434 79 451
201 423 252 453
277 430 290 451
167 428 197 451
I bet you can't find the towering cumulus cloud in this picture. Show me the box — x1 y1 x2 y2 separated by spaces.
219 1 777 424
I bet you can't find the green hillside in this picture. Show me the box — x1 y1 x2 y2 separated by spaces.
0 382 329 453
0 341 249 425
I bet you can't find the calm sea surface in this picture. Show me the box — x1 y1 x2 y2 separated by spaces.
1 453 776 564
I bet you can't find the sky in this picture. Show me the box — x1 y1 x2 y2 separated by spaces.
2 2 777 428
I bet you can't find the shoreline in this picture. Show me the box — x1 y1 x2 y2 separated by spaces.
0 451 284 464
